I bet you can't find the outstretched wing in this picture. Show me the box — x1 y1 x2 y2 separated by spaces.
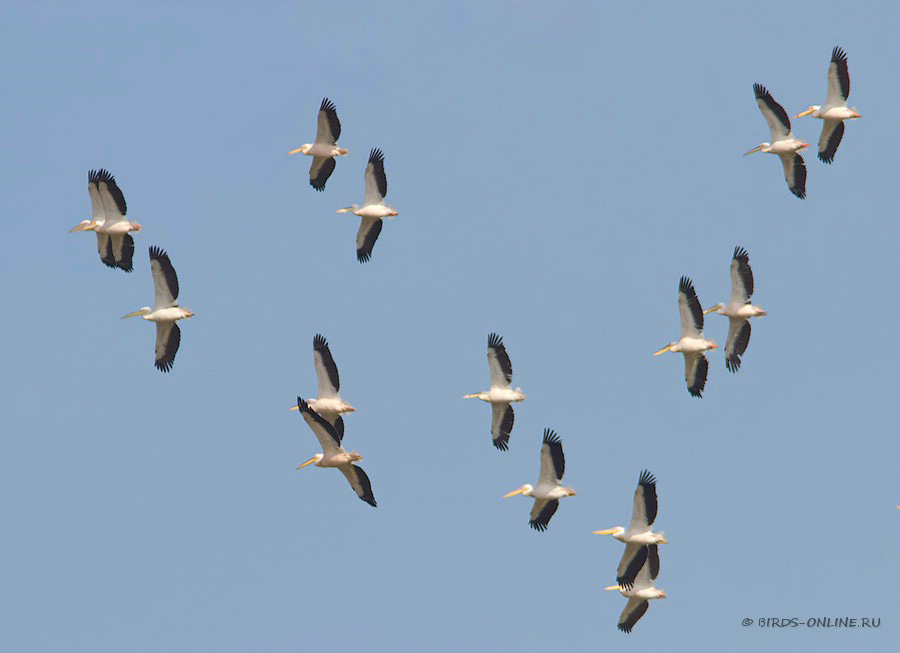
149 246 179 308
313 334 341 399
490 403 514 451
725 318 751 373
487 332 513 388
338 464 377 507
779 152 807 199
363 148 388 205
817 120 844 164
678 276 703 338
753 83 791 142
309 156 336 191
729 247 753 304
154 322 180 373
528 499 559 532
356 217 383 263
314 97 341 145
684 352 708 398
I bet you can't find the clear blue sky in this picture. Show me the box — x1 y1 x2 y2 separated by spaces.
1 1 897 651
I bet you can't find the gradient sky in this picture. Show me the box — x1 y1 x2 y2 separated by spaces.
1 1 898 651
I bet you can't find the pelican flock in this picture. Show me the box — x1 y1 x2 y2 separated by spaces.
289 334 355 437
295 397 376 507
337 148 398 263
704 247 767 372
503 429 576 531
744 83 809 199
795 47 861 164
655 277 718 397
464 333 526 450
62 40 868 637
69 169 141 272
290 97 348 191
121 246 193 372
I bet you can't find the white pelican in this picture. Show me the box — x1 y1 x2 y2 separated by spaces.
121 246 193 372
294 397 376 507
337 148 398 263
288 334 355 437
289 98 348 191
703 247 767 372
654 277 718 398
605 553 667 633
503 429 576 531
795 47 861 164
744 83 809 199
464 333 526 451
69 169 141 271
593 470 666 590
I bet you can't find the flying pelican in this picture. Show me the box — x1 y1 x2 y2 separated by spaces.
464 333 526 450
337 148 398 263
703 247 767 372
503 429 576 531
69 169 141 271
121 246 193 372
289 334 355 437
593 470 666 590
654 277 718 398
795 47 861 164
744 83 809 199
294 397 376 507
289 97 348 191
605 554 667 633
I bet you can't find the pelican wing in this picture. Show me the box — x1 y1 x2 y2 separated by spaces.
338 464 377 507
826 46 850 105
617 598 650 633
538 429 565 484
312 334 340 399
753 83 791 142
725 318 751 373
528 499 559 532
629 469 658 529
817 120 844 164
87 169 106 223
296 397 342 456
363 148 388 206
678 276 703 338
309 156 336 191
98 233 115 269
329 415 345 444
646 544 660 580
96 168 127 226
490 403 514 451
314 97 341 145
779 152 807 199
356 217 383 263
110 233 135 273
617 543 646 590
148 246 179 309
487 332 513 388
154 322 180 373
730 246 754 304
684 352 708 398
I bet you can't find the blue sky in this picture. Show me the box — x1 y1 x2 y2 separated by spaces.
0 1 897 651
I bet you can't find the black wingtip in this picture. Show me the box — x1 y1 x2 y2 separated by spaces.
148 245 168 261
638 469 657 487
831 46 847 64
733 246 749 262
296 397 309 413
528 520 548 532
356 249 372 263
726 356 742 373
752 83 768 99
542 428 560 446
319 97 337 112
493 435 510 451
313 334 328 350
678 276 694 294
487 332 503 348
368 148 385 165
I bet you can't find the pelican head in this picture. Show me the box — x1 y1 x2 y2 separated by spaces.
121 307 151 319
288 144 313 155
795 105 819 118
69 220 98 233
463 392 488 401
593 526 625 538
503 484 533 498
743 143 770 156
296 453 324 469
703 303 725 315
336 204 360 214
653 342 676 356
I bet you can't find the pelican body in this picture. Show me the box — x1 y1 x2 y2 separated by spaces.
745 83 809 199
289 97 348 190
795 47 861 164
295 397 376 507
69 168 141 272
464 333 525 450
594 470 666 590
605 553 667 633
654 276 717 397
704 246 767 372
121 246 193 372
337 148 398 263
503 429 575 531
